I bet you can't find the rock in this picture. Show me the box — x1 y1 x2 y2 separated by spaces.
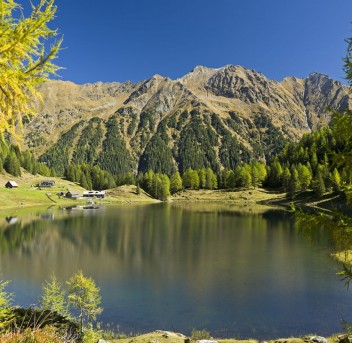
196 340 218 343
310 336 328 343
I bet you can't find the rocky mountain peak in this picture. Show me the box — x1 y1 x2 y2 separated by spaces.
24 65 351 173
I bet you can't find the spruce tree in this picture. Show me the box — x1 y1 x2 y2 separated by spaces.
4 152 21 176
282 167 291 192
313 170 326 197
226 170 236 189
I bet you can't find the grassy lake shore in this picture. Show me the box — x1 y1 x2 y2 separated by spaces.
108 331 339 343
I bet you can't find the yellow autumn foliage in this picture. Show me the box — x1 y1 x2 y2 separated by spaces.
0 0 61 134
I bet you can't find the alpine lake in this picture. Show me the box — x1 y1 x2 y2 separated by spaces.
0 202 351 339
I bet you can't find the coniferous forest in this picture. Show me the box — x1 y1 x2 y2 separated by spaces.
0 121 349 201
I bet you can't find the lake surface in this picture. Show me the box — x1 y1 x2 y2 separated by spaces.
0 203 351 338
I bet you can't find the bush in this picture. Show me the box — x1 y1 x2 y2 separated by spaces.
191 329 211 340
1 326 64 343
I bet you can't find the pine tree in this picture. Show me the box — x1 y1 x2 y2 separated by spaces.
3 151 21 176
37 163 51 177
313 170 326 197
80 173 89 190
226 170 236 189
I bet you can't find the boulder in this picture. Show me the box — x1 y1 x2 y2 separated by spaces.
310 336 328 343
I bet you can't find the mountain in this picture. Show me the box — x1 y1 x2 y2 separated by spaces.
23 65 351 176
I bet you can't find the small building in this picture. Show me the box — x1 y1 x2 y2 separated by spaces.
40 180 55 187
5 181 18 189
83 190 106 199
65 190 80 199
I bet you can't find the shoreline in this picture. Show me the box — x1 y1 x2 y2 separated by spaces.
107 330 342 343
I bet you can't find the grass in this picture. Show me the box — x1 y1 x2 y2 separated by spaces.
170 188 286 213
0 170 158 216
110 331 260 343
110 331 338 343
0 171 287 215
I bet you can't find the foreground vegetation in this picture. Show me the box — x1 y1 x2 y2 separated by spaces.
0 271 103 342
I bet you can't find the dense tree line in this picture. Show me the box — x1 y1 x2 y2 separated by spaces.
71 117 104 165
265 126 346 196
1 125 347 202
39 121 83 175
97 115 134 176
65 163 116 191
0 140 52 178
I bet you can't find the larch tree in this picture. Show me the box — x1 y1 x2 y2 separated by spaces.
0 0 62 134
0 278 13 332
40 274 69 318
67 271 103 333
170 171 182 194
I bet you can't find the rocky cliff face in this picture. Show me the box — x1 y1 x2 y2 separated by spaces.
23 65 351 175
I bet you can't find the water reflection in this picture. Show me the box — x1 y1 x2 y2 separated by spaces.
0 204 351 338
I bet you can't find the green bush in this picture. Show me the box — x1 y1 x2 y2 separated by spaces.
191 329 211 340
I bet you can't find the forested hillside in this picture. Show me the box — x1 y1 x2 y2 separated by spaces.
22 65 350 177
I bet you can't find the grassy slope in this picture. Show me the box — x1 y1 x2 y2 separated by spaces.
0 170 158 215
170 188 286 212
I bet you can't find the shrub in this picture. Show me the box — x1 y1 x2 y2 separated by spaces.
191 329 212 340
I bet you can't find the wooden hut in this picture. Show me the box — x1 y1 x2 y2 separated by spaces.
5 181 18 189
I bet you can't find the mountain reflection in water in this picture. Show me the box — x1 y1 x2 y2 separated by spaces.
0 203 350 338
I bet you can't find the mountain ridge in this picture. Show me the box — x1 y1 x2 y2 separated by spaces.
23 65 351 176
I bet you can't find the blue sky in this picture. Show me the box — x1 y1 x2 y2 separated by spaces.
36 0 352 84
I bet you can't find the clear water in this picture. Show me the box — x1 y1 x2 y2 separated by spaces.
0 203 351 338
